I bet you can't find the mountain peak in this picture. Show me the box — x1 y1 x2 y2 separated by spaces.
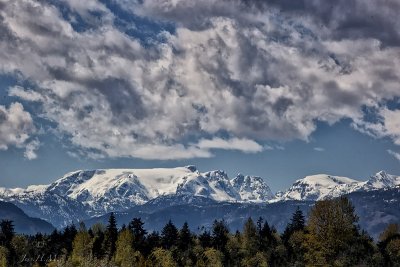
278 174 359 201
364 171 400 189
0 167 276 227
375 170 388 177
232 174 274 202
185 165 197 172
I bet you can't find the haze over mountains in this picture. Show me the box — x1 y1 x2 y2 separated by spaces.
0 166 399 237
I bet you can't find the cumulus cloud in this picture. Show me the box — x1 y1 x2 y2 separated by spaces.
0 102 35 151
24 139 40 160
0 0 400 159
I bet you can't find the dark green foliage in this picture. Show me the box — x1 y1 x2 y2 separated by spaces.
291 207 305 232
0 220 15 265
198 230 212 248
211 220 229 252
178 222 193 251
128 217 147 253
62 224 77 253
161 220 179 249
91 225 105 259
2 198 398 267
282 207 305 244
103 212 118 259
146 231 161 255
0 220 14 246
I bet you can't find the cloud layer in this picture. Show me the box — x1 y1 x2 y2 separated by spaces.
0 0 399 159
0 102 36 157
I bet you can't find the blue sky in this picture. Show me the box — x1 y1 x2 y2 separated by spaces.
0 0 400 192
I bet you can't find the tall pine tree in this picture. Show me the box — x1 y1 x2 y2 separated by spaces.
178 222 193 251
128 217 147 253
103 212 118 260
161 220 179 249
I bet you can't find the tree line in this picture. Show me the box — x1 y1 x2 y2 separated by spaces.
0 197 399 266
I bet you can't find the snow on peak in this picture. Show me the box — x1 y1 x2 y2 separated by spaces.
4 166 398 222
185 165 198 172
362 171 400 190
278 171 400 201
51 167 273 209
232 174 274 202
278 174 360 201
0 167 274 217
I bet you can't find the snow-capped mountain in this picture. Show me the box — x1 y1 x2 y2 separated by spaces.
278 171 400 201
361 171 400 190
1 167 399 228
232 174 274 202
0 166 274 226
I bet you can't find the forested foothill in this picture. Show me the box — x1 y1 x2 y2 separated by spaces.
0 197 399 267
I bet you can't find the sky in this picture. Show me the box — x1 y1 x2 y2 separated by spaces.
0 0 400 192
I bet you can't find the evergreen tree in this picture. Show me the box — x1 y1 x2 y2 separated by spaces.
0 220 15 265
198 230 212 248
91 223 105 259
128 217 147 253
256 217 264 238
104 212 118 259
291 207 305 232
177 222 194 266
211 219 229 263
178 222 193 251
0 220 14 246
145 231 161 255
282 207 305 244
62 224 77 254
161 220 179 249
257 218 274 253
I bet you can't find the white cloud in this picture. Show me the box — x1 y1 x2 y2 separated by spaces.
352 108 400 145
0 0 400 160
381 109 400 145
8 86 44 102
314 147 325 152
0 102 35 151
388 149 400 161
196 137 263 153
24 139 40 160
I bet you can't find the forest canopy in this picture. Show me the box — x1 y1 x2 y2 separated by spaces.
0 197 399 267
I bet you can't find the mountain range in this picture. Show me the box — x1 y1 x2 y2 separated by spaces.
0 166 399 238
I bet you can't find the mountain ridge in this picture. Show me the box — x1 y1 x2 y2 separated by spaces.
277 170 400 201
0 167 399 228
0 166 274 227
